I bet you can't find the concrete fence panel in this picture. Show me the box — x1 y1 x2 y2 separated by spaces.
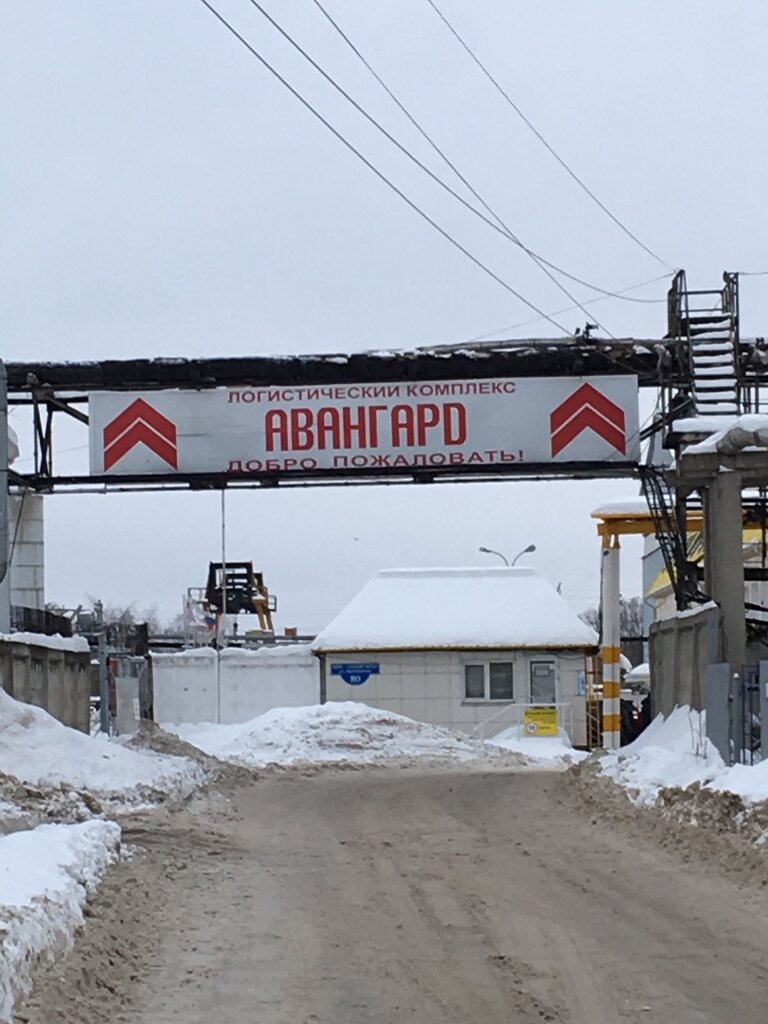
649 605 721 716
0 638 91 732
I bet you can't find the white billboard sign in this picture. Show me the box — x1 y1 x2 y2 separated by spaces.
88 376 639 477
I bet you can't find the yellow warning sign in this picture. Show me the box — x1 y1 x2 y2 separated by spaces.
523 705 559 736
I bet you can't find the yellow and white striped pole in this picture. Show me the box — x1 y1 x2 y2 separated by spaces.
601 535 621 750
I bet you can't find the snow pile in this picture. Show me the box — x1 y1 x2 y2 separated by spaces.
0 820 120 1023
0 689 205 810
487 725 588 766
600 707 723 804
170 702 491 766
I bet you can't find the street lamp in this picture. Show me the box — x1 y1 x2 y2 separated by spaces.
511 543 536 566
478 546 509 566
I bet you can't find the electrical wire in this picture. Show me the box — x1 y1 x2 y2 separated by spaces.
455 272 671 344
197 0 572 333
13 443 89 467
252 0 673 314
244 0 616 330
739 271 768 277
307 0 614 337
424 0 672 270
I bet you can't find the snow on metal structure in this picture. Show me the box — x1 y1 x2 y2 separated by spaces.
5 339 663 491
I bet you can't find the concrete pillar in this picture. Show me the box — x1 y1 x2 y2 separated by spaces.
704 471 746 675
601 536 621 750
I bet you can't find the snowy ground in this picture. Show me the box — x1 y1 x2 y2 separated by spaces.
0 689 207 1024
487 725 588 766
0 692 575 1020
599 705 768 806
0 820 120 1022
0 689 206 813
170 702 494 767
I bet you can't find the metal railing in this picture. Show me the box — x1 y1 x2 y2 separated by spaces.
472 701 574 743
11 605 73 637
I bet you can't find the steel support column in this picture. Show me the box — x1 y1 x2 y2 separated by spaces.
704 470 746 675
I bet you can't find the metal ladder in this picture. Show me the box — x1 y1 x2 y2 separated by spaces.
667 270 740 416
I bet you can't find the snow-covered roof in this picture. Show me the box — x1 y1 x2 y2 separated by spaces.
625 662 650 683
312 568 598 653
591 498 649 518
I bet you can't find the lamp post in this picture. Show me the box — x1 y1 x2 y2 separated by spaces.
478 546 509 566
511 543 536 566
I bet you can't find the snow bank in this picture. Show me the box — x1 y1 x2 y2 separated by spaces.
170 702 489 766
0 820 120 1023
601 708 723 804
0 689 205 809
487 725 588 766
710 760 768 802
0 632 89 654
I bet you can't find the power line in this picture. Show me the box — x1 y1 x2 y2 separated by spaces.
197 0 571 333
424 0 672 270
254 0 671 314
456 273 670 344
307 0 614 337
243 0 614 329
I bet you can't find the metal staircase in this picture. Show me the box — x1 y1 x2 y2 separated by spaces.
640 465 704 610
667 270 740 416
640 271 747 610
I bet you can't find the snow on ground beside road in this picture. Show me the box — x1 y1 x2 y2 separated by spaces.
597 706 768 806
0 690 205 809
170 702 495 767
487 726 588 766
0 820 120 1023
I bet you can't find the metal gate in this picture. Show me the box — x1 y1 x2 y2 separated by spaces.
738 664 760 765
706 661 768 765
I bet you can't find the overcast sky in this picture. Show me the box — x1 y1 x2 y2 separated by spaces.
3 1 767 630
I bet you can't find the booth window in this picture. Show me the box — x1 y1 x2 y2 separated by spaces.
464 664 485 699
464 662 514 701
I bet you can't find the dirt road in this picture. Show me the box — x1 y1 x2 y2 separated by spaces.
20 764 768 1023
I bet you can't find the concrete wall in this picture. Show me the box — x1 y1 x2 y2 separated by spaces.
322 648 588 745
0 638 91 732
151 645 319 725
649 605 721 716
10 494 45 610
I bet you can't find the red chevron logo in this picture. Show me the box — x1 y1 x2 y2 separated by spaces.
103 398 178 471
550 383 626 457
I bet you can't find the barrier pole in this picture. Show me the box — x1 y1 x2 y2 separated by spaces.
601 535 621 750
217 487 227 723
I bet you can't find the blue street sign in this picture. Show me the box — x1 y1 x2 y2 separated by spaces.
330 662 380 686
